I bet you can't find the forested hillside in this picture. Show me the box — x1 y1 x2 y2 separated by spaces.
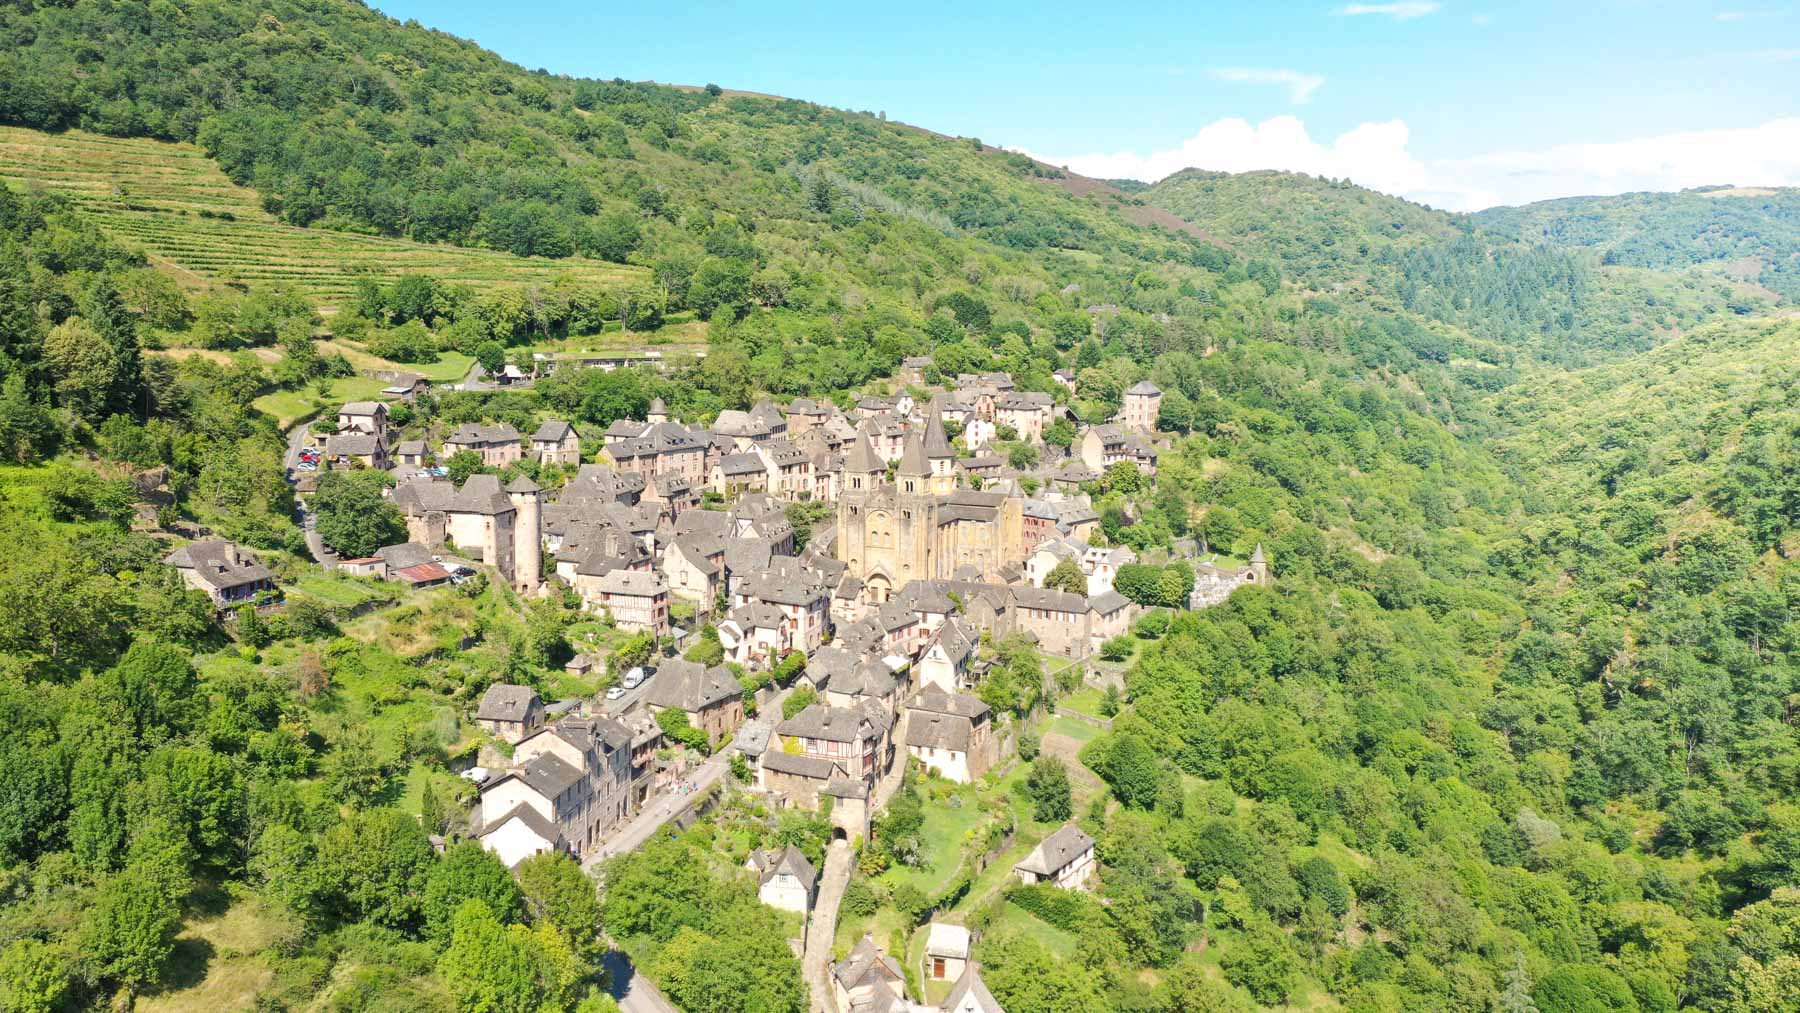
0 2 1797 1012
1143 169 1774 366
1478 187 1800 300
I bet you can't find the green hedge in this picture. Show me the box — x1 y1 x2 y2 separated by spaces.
1004 882 1101 931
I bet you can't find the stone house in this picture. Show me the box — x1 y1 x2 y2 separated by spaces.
643 658 745 748
661 531 724 604
1120 379 1162 431
531 419 582 466
1011 586 1094 659
1078 424 1158 476
575 569 669 635
775 701 894 788
476 683 546 744
710 452 769 495
1013 824 1097 890
746 845 817 915
1189 545 1271 608
942 967 1005 1013
925 923 971 982
442 422 523 467
336 401 388 437
162 540 276 608
916 618 978 693
903 689 996 784
833 937 910 1013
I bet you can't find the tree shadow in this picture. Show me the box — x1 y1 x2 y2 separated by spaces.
157 936 217 992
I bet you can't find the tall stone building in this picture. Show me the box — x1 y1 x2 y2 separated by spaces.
836 412 1024 601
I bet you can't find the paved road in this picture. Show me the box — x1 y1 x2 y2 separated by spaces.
281 423 334 566
583 750 731 869
584 685 796 869
601 949 677 1013
804 841 853 1013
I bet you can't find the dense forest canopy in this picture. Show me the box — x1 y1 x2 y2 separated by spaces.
0 2 1796 1012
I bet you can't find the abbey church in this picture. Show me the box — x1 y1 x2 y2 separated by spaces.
836 411 1024 600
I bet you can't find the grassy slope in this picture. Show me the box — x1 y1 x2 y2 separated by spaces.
0 126 643 313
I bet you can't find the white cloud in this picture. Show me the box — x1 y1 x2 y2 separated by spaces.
1759 48 1800 60
1206 67 1326 104
1337 2 1441 19
1020 117 1800 211
1718 10 1747 19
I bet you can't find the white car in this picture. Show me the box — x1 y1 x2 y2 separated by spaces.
605 686 626 701
459 767 491 785
622 666 651 690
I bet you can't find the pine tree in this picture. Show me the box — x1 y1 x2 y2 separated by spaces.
1496 953 1539 1013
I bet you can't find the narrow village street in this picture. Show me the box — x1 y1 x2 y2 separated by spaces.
803 841 854 1013
601 949 679 1013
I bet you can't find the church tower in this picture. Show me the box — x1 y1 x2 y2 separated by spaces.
837 424 884 575
895 428 934 580
506 475 543 593
922 409 957 495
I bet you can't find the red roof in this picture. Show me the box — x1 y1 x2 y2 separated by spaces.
395 562 452 584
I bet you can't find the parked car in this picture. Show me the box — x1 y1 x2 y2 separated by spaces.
605 686 626 701
459 767 491 785
452 566 476 578
622 666 651 690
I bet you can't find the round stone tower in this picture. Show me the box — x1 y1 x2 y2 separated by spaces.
506 475 543 593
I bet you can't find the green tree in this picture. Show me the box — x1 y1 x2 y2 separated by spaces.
1025 756 1073 823
311 470 405 558
517 851 604 961
314 808 437 929
0 938 69 1013
42 316 122 421
1043 557 1087 595
81 865 182 994
425 840 526 943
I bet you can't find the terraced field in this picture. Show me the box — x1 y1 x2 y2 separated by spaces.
0 127 644 312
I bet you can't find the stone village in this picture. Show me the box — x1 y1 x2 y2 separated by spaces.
170 360 1268 1012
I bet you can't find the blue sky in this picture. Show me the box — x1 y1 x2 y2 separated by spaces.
370 1 1800 210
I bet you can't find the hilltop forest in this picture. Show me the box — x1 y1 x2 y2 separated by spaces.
0 2 1798 1012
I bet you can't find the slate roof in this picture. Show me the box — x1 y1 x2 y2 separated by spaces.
748 845 818 894
477 683 541 722
1088 589 1130 615
925 922 971 960
1125 379 1163 396
478 802 561 848
1015 824 1095 876
644 658 741 712
777 702 889 743
905 711 972 752
1012 586 1088 614
718 452 766 476
376 541 435 570
760 749 843 780
514 752 585 800
327 432 382 457
833 937 905 993
910 688 989 721
590 569 666 597
162 540 273 592
445 422 521 445
532 419 577 442
942 966 1003 1013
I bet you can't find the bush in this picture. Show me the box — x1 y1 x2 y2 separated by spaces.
1004 883 1098 932
841 878 879 918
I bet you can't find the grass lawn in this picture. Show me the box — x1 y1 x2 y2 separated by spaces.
137 888 298 1013
253 375 388 429
876 783 988 897
1058 686 1107 717
984 902 1080 957
288 573 390 608
319 341 476 384
1045 715 1103 743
